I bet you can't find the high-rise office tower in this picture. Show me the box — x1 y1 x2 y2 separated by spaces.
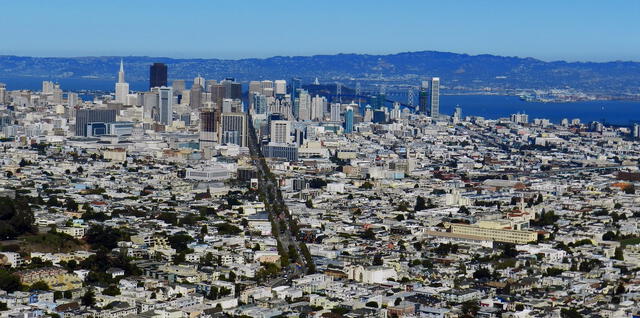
290 78 301 118
154 86 173 125
364 105 373 122
200 107 217 158
221 78 242 100
297 89 311 121
200 108 217 142
42 81 55 95
205 80 217 92
270 120 291 144
344 106 354 133
453 106 462 122
252 93 268 114
172 80 185 93
330 103 341 122
261 80 274 91
428 77 440 118
311 95 327 121
115 59 129 104
149 63 168 89
75 109 117 137
67 93 79 108
193 75 205 90
418 81 428 114
0 83 6 104
210 84 226 114
274 80 286 95
220 112 247 147
190 84 202 109
143 91 158 121
222 98 243 113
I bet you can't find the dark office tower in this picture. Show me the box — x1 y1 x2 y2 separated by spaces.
210 84 226 113
220 78 242 100
290 78 301 118
149 63 168 89
418 81 428 114
75 109 117 137
190 84 203 109
200 108 217 144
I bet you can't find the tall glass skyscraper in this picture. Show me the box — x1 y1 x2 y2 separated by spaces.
344 106 354 133
150 63 168 89
290 78 301 119
428 77 440 118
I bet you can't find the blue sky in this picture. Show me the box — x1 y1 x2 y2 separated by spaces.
1 0 638 62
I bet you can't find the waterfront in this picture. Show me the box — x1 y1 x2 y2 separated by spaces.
1 77 639 125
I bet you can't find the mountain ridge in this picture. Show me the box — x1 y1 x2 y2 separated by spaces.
0 50 638 95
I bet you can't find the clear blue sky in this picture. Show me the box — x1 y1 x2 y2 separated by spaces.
1 0 638 62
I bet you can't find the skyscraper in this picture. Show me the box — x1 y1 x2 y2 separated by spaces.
330 103 341 122
311 95 327 121
270 120 291 144
115 59 129 104
344 106 354 133
418 81 428 114
428 77 440 118
155 86 173 125
274 80 286 95
75 109 117 137
220 112 247 147
193 75 205 90
200 108 217 142
297 89 311 121
252 93 268 114
149 63 168 89
0 83 7 104
290 78 301 118
172 80 186 93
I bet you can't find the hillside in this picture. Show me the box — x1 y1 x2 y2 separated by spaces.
0 51 638 94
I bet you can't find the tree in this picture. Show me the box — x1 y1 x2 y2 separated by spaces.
85 225 127 250
0 196 36 239
560 308 583 318
65 198 78 212
168 233 193 254
461 301 479 317
81 289 95 307
365 301 378 308
613 247 624 261
305 199 314 209
414 196 427 211
394 298 402 306
308 178 327 189
200 225 208 236
360 181 374 190
102 285 120 296
458 206 470 215
473 267 491 280
0 270 22 292
361 228 376 240
602 231 617 241
501 244 519 258
372 254 383 266
29 281 50 291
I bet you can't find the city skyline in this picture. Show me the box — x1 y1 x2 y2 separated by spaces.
0 1 638 62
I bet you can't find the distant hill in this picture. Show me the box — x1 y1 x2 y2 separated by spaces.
0 51 638 94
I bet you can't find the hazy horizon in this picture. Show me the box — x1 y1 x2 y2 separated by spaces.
1 50 638 64
1 1 638 62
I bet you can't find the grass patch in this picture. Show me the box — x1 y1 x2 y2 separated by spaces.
19 232 87 253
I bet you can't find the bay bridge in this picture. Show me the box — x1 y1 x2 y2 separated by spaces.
302 82 424 112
